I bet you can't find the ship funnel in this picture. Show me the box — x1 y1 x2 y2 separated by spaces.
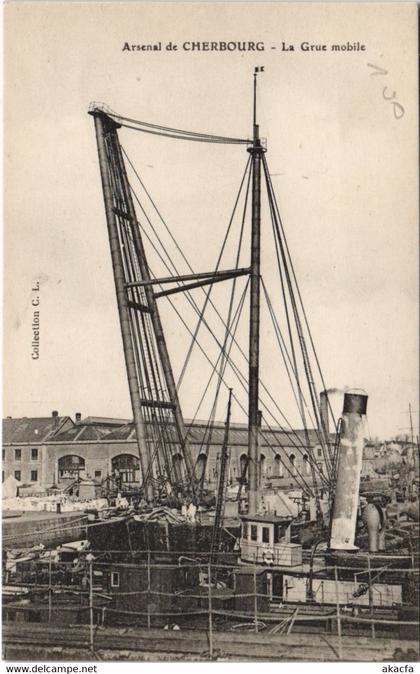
330 390 368 551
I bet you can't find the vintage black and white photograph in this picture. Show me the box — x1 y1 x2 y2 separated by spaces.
2 1 419 664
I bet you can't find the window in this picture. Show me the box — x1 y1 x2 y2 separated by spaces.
262 526 270 544
94 470 102 479
317 447 322 458
14 470 21 481
31 448 38 461
111 571 120 588
2 449 5 460
274 455 283 478
2 471 4 483
260 454 266 482
242 522 248 539
289 454 296 476
239 454 248 477
15 449 22 461
31 470 38 482
251 525 257 541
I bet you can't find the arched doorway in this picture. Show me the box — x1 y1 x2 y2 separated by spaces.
58 455 85 483
111 454 140 484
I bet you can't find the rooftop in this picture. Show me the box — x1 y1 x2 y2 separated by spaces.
81 416 132 426
2 415 71 444
3 414 331 448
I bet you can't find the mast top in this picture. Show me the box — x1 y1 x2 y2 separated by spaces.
253 66 264 144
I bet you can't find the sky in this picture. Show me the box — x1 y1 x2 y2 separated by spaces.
4 2 419 440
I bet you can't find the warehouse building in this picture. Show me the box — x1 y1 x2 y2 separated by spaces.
2 411 328 493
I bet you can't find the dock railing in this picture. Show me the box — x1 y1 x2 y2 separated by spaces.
3 549 419 660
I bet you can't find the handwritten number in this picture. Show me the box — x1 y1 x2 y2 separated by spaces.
368 64 404 120
392 102 405 119
367 63 388 77
382 87 396 101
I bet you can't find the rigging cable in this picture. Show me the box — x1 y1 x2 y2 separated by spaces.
191 278 250 477
115 136 193 489
259 419 317 495
263 156 338 437
146 267 321 487
101 108 250 144
124 152 312 456
107 133 186 492
194 154 250 480
115 118 333 494
118 123 248 144
260 278 327 486
138 210 315 460
263 171 324 501
263 156 332 478
261 277 311 418
177 156 252 390
123 147 252 392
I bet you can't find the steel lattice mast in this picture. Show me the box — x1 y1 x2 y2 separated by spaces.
90 109 194 500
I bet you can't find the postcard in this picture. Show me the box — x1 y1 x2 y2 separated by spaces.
3 1 419 665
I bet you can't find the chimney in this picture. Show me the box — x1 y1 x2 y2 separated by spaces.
319 390 329 438
330 390 368 551
52 410 59 429
75 412 82 424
